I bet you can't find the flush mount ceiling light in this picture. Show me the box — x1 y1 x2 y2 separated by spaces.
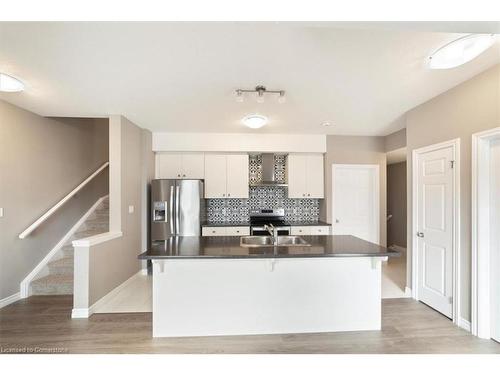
242 114 268 129
235 85 286 104
428 34 496 69
0 73 25 92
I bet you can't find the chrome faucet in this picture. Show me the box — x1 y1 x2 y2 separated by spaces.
264 224 278 245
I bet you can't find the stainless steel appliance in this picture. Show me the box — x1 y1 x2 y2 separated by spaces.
250 154 288 187
151 179 204 240
250 208 291 236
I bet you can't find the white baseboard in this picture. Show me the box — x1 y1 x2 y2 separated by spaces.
458 317 471 332
20 195 109 298
71 269 142 319
390 245 407 253
404 287 412 298
0 292 21 309
71 308 90 319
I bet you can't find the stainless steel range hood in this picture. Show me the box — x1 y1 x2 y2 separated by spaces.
250 153 288 187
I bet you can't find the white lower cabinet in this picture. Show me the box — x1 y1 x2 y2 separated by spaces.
202 226 250 237
290 226 330 236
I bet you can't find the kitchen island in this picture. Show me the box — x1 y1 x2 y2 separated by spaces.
139 235 399 337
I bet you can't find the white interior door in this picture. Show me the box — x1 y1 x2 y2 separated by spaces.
332 164 379 244
490 139 500 342
416 145 454 318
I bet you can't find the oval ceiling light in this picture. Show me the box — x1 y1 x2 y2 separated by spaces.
242 114 268 129
428 34 496 69
0 73 25 92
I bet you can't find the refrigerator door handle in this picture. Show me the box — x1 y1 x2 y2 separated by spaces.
175 185 180 235
169 186 174 234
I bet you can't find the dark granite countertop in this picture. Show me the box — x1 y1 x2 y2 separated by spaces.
139 235 399 259
201 221 331 227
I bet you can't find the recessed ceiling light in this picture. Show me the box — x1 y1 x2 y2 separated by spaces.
242 114 268 129
428 34 496 69
322 121 332 127
0 73 25 92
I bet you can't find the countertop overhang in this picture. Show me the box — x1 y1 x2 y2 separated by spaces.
139 235 399 260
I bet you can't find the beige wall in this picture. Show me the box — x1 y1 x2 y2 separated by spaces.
387 161 407 248
385 127 407 152
0 100 108 300
321 135 387 246
406 64 500 322
74 116 153 308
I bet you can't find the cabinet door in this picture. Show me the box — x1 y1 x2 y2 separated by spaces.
202 227 227 236
225 226 250 236
204 154 227 198
290 226 311 235
287 154 307 198
309 226 330 235
306 154 324 198
182 153 205 179
226 154 249 198
156 153 182 179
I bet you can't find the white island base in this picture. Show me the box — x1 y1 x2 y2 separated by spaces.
152 256 387 337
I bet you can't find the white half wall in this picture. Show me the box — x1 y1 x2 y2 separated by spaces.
153 132 327 153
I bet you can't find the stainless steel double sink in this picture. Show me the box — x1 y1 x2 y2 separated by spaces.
240 235 310 247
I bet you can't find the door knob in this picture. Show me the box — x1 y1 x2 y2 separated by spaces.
416 232 424 238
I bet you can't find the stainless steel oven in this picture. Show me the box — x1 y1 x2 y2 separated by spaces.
249 208 290 236
250 225 291 236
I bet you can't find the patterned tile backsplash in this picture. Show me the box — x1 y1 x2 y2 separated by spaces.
206 186 320 223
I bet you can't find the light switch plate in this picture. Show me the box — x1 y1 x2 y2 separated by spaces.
128 205 134 214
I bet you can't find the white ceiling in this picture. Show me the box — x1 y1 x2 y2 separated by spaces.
0 22 499 136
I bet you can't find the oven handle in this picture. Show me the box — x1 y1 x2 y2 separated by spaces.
251 226 291 235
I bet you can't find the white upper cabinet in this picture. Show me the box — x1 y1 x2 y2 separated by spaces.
205 154 249 198
226 154 249 198
181 153 205 179
156 153 182 179
306 154 324 198
156 153 205 179
204 154 227 198
287 153 324 198
287 154 308 198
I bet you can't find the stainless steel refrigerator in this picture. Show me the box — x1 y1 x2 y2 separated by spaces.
151 179 204 240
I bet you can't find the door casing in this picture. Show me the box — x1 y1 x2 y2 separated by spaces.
411 138 460 326
472 127 500 339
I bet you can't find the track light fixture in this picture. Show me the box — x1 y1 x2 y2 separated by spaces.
235 85 286 103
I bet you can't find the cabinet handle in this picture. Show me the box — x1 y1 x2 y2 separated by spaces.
212 230 216 233
227 193 231 197
302 193 305 197
222 193 225 197
307 193 310 197
177 174 181 177
182 174 186 177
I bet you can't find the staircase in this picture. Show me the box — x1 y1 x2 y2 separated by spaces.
30 197 109 295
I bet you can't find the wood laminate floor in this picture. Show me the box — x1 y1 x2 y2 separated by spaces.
1 296 499 354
